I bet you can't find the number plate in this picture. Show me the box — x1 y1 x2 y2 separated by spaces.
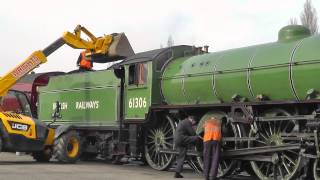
128 97 147 109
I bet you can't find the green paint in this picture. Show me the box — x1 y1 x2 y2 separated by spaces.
292 35 320 100
124 62 152 120
161 25 320 104
161 57 189 104
278 25 311 42
38 70 120 125
38 26 320 124
250 41 300 100
214 48 256 101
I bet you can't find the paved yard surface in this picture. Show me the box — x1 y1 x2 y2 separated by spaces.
0 153 257 180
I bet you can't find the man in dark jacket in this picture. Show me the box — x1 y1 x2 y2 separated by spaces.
174 116 200 178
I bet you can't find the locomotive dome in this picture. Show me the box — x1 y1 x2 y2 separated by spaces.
278 25 311 42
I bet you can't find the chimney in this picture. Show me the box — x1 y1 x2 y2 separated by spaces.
197 47 202 54
203 45 209 53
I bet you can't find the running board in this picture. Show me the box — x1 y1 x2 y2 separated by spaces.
159 144 301 158
231 155 273 162
159 149 200 156
223 144 301 157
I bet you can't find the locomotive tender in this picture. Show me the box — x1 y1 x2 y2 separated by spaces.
39 25 320 179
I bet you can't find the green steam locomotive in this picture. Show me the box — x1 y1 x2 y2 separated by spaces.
38 25 320 179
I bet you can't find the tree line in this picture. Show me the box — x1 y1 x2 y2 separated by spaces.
161 0 319 49
290 0 318 35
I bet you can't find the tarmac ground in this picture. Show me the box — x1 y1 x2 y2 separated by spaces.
0 152 257 180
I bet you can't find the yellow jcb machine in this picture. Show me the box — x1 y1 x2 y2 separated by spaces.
0 25 134 162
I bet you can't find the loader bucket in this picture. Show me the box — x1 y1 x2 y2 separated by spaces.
92 33 135 63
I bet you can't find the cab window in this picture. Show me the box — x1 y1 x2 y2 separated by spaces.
128 63 147 85
0 91 32 117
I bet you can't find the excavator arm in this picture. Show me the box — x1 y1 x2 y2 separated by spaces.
62 25 134 58
0 25 134 97
0 51 47 96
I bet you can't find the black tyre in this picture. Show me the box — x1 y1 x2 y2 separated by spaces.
80 152 98 161
32 148 52 162
53 131 81 163
0 137 2 153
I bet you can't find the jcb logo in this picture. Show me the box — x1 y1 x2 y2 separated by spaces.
9 122 29 131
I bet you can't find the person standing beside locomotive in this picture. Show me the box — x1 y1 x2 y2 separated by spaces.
174 116 200 178
203 117 222 180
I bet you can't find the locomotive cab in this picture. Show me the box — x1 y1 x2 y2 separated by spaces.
115 45 195 122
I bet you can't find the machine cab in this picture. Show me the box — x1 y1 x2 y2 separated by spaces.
0 90 33 118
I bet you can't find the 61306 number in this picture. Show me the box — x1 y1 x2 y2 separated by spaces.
128 97 147 108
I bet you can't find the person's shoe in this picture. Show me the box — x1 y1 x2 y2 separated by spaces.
208 177 218 180
174 172 184 178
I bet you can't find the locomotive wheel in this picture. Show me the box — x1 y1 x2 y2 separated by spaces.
249 108 302 180
196 111 242 177
144 115 175 170
313 158 320 179
53 131 81 163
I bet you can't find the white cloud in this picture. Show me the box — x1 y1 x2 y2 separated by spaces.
0 0 318 74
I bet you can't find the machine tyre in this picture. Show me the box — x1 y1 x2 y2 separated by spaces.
0 137 2 153
32 148 52 162
54 131 81 163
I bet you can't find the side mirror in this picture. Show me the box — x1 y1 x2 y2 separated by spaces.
51 101 62 122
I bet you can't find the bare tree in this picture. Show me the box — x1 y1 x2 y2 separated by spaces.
289 18 298 25
300 0 318 35
167 35 174 47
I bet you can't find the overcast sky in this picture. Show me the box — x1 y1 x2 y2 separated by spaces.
0 0 319 74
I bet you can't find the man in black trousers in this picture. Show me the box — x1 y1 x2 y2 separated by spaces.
203 117 222 180
174 116 200 178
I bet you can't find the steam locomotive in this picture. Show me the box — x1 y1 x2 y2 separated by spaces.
37 25 320 179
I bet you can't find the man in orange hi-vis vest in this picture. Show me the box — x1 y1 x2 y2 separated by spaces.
203 117 222 180
77 51 93 71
